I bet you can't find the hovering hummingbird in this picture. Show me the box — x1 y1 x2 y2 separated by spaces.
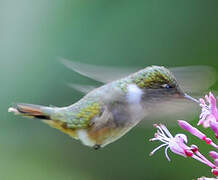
8 60 216 149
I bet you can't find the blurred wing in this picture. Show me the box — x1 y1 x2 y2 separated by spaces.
60 58 138 83
67 83 96 94
169 66 216 94
139 99 200 127
60 58 216 94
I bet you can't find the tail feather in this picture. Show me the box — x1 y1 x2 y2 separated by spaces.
8 103 51 120
9 103 80 139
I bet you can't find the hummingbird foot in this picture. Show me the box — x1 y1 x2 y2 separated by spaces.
93 144 101 150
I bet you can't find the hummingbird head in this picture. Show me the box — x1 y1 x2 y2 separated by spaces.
132 66 198 103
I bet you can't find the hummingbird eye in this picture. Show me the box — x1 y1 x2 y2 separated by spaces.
161 84 172 89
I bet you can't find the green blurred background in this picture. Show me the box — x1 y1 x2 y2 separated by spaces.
1 0 218 179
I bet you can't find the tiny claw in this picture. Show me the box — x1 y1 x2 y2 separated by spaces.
93 144 101 150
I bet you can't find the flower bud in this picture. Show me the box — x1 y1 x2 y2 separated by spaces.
178 120 206 140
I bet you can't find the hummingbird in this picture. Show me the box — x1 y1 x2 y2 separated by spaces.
8 60 215 149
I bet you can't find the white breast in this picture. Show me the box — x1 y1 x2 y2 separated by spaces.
77 129 95 147
126 84 143 104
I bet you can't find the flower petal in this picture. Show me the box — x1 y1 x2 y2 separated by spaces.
169 139 187 157
178 120 206 139
209 120 218 138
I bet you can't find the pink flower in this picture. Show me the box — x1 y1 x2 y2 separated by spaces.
150 124 217 172
149 124 190 161
209 151 218 167
198 92 218 128
209 121 218 139
198 92 218 139
178 120 217 149
149 92 218 178
209 151 218 160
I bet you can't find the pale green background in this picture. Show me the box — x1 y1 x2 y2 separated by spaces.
0 0 218 179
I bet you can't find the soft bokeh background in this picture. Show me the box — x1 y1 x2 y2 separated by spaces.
0 0 218 179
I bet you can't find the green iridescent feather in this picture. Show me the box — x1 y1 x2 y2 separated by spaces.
115 66 176 92
131 66 176 88
51 100 101 129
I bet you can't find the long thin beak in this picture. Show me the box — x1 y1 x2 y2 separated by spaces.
184 93 199 103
